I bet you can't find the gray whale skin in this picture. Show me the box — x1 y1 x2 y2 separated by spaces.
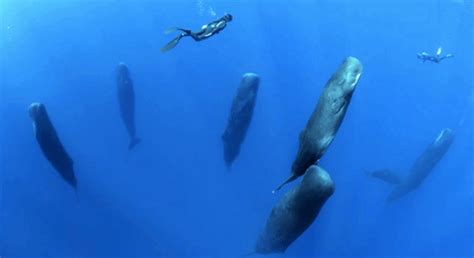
222 73 260 167
116 62 141 150
255 165 334 254
29 102 77 188
368 128 455 201
274 57 362 192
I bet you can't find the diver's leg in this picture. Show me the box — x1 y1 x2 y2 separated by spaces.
177 29 201 41
190 34 202 41
176 28 192 35
175 29 203 41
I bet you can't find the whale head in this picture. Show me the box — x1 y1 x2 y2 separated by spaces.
434 128 454 147
340 56 363 93
117 62 128 73
241 73 260 92
28 102 44 120
324 57 363 117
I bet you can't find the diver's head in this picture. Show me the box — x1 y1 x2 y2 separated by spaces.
223 13 233 22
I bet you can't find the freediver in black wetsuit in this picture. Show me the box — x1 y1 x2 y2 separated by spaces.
161 13 233 52
417 47 453 63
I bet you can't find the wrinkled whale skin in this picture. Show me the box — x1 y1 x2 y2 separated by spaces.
256 165 334 254
222 73 260 167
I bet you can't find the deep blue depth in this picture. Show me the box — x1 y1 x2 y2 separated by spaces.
1 0 473 256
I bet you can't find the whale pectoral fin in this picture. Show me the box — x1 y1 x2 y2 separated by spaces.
272 174 298 193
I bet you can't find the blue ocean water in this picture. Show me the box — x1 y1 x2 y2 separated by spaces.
0 0 472 257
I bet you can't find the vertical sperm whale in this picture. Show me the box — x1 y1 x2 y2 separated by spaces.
256 165 334 254
116 62 141 150
222 73 260 167
381 128 454 201
28 102 77 188
274 57 363 192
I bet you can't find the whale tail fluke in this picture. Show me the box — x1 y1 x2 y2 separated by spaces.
225 160 232 170
272 174 298 193
74 186 79 201
69 179 79 201
129 137 141 150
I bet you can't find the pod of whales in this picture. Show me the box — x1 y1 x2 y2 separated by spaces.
255 165 334 254
274 57 363 192
28 102 77 189
116 62 141 150
16 16 462 255
368 128 454 201
222 73 260 167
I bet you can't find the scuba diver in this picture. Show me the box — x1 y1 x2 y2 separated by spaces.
161 13 233 52
417 47 453 63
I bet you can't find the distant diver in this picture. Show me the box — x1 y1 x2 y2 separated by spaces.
417 47 453 63
161 13 233 52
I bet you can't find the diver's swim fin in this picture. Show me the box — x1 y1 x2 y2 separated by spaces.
164 27 179 34
161 35 183 52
